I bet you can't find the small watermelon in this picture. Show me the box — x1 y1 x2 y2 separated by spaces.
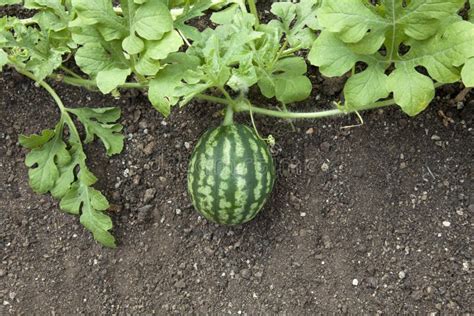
187 124 275 225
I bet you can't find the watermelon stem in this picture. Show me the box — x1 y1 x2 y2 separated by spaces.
235 99 397 119
223 104 234 126
247 0 260 27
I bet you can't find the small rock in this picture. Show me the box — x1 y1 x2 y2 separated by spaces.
184 142 191 150
143 141 156 156
137 205 153 223
0 269 5 277
431 135 441 141
203 247 214 256
305 128 315 135
143 188 156 204
398 271 406 279
174 280 186 289
322 235 332 249
240 269 251 279
411 290 423 301
321 162 329 172
352 279 359 286
320 142 330 152
366 277 377 288
400 162 407 169
442 221 451 227
175 208 182 215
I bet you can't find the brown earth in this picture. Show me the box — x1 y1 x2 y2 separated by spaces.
1 3 473 315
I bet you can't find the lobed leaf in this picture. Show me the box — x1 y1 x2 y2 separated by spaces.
310 0 473 116
68 107 124 156
21 124 71 194
462 58 474 87
60 176 115 248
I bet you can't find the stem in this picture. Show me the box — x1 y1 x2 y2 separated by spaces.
223 104 234 126
247 0 260 27
60 66 83 80
53 75 147 89
195 94 231 105
235 99 396 119
14 67 83 146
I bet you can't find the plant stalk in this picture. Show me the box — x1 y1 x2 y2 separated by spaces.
247 0 260 26
53 73 448 122
14 67 84 149
235 99 396 119
222 104 234 126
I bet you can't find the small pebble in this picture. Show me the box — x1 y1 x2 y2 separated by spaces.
321 162 329 172
398 271 406 279
442 221 451 227
352 279 359 286
240 269 251 279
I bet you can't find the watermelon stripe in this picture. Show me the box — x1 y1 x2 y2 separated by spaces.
226 130 237 224
238 126 258 222
189 129 213 211
209 128 224 222
193 129 219 222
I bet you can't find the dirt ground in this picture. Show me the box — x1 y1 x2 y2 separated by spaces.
1 3 474 315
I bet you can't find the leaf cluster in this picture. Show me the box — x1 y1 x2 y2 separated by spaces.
309 0 474 116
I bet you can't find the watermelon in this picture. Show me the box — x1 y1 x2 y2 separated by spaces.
187 124 275 225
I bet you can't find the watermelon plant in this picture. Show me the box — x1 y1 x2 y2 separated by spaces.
0 0 473 247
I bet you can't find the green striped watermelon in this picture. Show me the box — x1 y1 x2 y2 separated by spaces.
187 124 276 225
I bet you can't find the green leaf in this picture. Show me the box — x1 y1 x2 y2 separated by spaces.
210 4 239 25
134 0 173 40
0 49 8 68
318 0 464 44
174 0 213 41
344 65 389 108
75 43 129 77
0 0 22 4
270 0 318 48
20 105 120 247
310 1 472 116
71 0 127 41
227 54 258 92
148 53 201 116
68 107 124 156
257 57 312 104
387 66 435 116
96 68 131 94
19 129 55 149
318 0 384 43
401 21 474 84
462 58 474 87
122 33 144 55
23 126 71 194
60 177 116 248
308 32 358 77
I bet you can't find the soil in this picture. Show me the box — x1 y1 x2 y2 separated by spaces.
1 3 474 315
